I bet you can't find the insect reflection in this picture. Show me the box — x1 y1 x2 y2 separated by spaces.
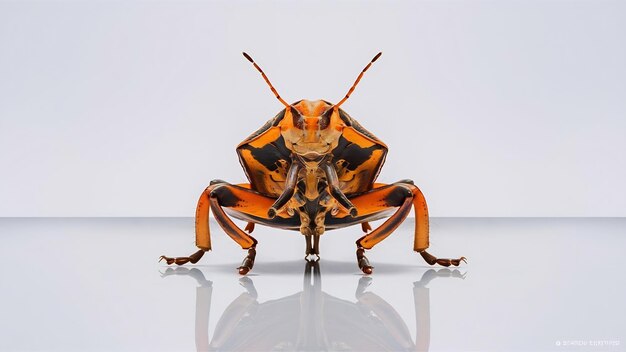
161 264 465 351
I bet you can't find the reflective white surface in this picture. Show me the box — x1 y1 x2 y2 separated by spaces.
1 218 624 351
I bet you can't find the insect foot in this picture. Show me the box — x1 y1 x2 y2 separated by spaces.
305 253 320 262
419 250 467 267
159 249 205 266
356 247 374 275
237 247 257 275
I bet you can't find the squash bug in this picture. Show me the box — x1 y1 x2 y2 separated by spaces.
160 52 466 274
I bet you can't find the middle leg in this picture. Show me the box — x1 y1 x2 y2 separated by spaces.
348 182 465 274
348 183 415 274
208 183 280 275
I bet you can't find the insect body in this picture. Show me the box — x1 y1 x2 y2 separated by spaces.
160 52 466 274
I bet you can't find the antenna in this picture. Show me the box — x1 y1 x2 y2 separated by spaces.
242 52 290 108
335 52 382 108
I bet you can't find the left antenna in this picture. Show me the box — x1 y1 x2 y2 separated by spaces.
243 52 290 108
335 52 382 108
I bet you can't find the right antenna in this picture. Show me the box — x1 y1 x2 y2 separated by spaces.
242 52 290 108
335 52 382 108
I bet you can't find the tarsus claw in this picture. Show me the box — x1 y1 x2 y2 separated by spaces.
450 257 467 266
420 250 467 267
159 255 176 265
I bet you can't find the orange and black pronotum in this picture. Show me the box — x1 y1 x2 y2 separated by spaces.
160 52 466 274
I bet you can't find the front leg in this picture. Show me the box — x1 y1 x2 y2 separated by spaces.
267 161 301 218
322 162 357 217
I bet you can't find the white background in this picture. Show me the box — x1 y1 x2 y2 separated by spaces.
1 0 625 217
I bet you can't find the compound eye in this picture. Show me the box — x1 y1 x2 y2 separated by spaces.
320 108 333 129
291 107 304 129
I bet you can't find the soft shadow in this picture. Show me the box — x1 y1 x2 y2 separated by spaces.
199 259 423 276
161 264 466 351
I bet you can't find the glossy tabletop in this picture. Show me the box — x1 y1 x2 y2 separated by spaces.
0 218 624 351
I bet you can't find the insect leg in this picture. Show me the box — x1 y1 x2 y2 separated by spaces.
237 248 257 275
161 181 274 273
305 235 313 256
355 188 414 250
268 162 301 218
209 182 313 274
322 162 357 217
340 183 412 273
355 195 413 274
159 249 205 266
160 183 224 265
313 234 321 255
206 186 262 274
419 250 467 267
208 186 258 250
399 182 467 267
349 182 464 272
356 247 373 274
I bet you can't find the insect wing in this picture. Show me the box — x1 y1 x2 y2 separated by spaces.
236 110 291 197
332 111 388 196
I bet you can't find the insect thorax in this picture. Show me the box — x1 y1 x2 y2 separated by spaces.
286 159 338 237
